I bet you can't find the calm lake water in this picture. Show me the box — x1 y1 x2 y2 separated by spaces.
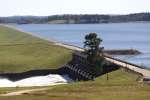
15 23 150 68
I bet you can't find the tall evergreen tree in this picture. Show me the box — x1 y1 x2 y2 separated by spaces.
84 33 105 72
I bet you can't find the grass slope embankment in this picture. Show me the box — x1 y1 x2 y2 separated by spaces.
0 25 72 72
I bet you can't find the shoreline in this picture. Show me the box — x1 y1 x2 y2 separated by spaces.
0 24 142 54
0 24 84 51
0 24 58 43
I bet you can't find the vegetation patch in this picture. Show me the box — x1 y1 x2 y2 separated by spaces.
0 25 72 72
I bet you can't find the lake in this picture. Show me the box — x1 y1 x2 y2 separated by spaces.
15 23 150 68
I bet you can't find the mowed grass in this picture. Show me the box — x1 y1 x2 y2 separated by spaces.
0 25 72 72
0 69 150 100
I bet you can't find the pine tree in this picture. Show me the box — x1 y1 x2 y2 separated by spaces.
84 33 105 72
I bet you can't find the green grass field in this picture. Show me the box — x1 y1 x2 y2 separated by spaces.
0 25 149 100
0 25 72 72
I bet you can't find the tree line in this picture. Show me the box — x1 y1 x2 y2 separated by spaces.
0 13 150 24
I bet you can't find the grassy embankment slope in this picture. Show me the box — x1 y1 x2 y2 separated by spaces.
0 25 72 72
0 25 150 100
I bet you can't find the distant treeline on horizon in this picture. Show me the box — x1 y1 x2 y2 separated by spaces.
0 13 150 24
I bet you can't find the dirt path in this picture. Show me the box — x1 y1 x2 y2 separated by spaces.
0 88 50 96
